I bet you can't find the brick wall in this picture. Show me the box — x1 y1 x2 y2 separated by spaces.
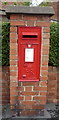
49 2 59 21
2 66 10 105
57 67 59 103
0 67 2 106
47 66 59 103
2 66 59 105
10 13 50 116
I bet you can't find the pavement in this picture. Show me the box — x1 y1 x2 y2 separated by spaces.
1 103 59 120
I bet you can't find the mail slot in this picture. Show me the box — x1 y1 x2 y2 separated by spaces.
22 32 38 39
18 27 41 81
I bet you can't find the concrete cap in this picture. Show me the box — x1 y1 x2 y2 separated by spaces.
0 10 6 15
5 5 55 16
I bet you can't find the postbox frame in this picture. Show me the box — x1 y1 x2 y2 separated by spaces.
18 26 41 81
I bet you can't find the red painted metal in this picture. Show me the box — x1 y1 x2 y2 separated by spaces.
18 27 41 81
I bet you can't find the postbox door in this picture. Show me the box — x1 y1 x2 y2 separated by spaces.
18 44 41 81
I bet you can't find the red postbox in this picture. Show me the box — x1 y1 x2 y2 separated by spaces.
18 27 41 81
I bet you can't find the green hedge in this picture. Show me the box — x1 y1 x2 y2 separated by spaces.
2 22 10 66
49 23 59 67
2 22 59 66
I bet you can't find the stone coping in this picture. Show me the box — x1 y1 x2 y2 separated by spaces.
0 10 6 15
5 5 55 16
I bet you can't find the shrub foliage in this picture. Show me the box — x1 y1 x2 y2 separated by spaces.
2 22 10 66
2 22 59 66
49 23 59 66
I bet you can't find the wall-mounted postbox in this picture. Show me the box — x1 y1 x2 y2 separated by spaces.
18 27 41 81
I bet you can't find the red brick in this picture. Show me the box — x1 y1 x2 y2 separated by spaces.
47 92 56 96
43 45 49 50
57 73 59 77
57 67 59 71
10 90 17 95
48 66 53 72
10 55 17 60
18 96 24 100
19 91 38 96
40 81 47 86
0 67 2 72
48 80 57 85
42 55 49 60
33 86 47 91
21 101 36 106
32 105 44 109
43 16 50 21
25 96 32 100
41 70 48 76
42 61 48 66
10 38 17 43
0 77 2 82
53 67 58 72
48 96 56 99
2 96 10 100
36 22 50 27
10 60 17 65
43 33 50 39
10 27 17 32
48 84 57 88
42 49 49 55
57 80 59 84
10 49 17 55
43 27 50 33
10 33 17 38
48 73 57 80
10 86 17 91
23 15 37 21
41 66 48 71
10 76 17 81
37 16 49 21
10 14 22 20
40 100 46 105
10 21 25 26
43 39 49 45
10 71 17 76
22 82 39 86
27 21 34 26
10 79 17 88
33 96 46 101
10 96 17 100
10 43 17 49
25 87 32 91
2 92 9 96
40 92 47 96
10 81 17 87
10 96 17 104
10 66 17 71
37 16 43 21
18 86 24 91
47 88 57 92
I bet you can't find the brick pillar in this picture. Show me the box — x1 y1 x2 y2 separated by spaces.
10 14 50 106
6 6 54 116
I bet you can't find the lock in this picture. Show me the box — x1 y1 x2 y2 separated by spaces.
22 75 26 78
28 44 31 48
